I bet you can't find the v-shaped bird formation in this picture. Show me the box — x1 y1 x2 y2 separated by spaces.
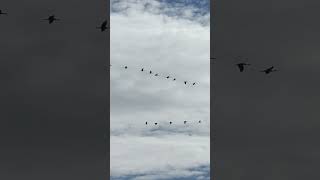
108 64 200 87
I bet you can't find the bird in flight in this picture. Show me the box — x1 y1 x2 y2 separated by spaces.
141 68 144 72
260 66 278 74
184 120 187 124
199 120 201 123
173 78 176 81
145 121 148 125
0 10 8 15
236 63 251 72
192 82 196 85
154 123 158 125
184 81 187 85
43 15 60 24
149 70 152 74
169 121 172 124
166 76 170 79
97 20 108 32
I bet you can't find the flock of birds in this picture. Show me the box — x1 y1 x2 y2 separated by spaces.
107 64 199 87
146 120 202 126
0 11 109 31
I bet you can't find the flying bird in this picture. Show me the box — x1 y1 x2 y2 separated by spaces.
199 120 201 123
149 70 152 74
236 63 251 72
192 82 196 85
97 20 108 32
184 81 187 85
43 15 60 24
145 121 148 125
173 78 176 81
184 121 187 124
166 76 170 79
141 68 144 71
260 66 278 74
124 66 128 69
0 10 8 15
169 121 172 124
155 123 158 125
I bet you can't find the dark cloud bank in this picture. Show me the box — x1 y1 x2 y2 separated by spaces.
0 0 109 179
212 0 320 179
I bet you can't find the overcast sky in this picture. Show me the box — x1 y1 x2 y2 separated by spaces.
213 0 320 179
110 0 210 179
0 0 108 179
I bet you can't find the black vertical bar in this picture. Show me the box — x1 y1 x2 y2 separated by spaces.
210 0 215 179
105 0 110 179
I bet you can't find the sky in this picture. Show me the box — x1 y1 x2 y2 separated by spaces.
213 0 320 179
110 0 210 179
0 0 109 179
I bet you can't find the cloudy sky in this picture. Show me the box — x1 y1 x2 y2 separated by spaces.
213 0 320 179
110 0 210 179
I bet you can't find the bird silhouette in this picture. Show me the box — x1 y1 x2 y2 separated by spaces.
145 121 148 125
149 70 152 74
184 120 187 124
124 66 128 69
97 20 108 32
184 81 187 85
0 10 8 15
155 123 158 125
192 82 196 85
43 15 60 24
166 76 170 79
260 66 278 74
169 121 172 124
199 120 201 123
236 63 251 72
173 78 176 81
141 68 144 71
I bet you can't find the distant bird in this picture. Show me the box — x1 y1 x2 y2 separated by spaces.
43 15 60 24
192 82 196 85
184 120 187 124
184 81 187 85
236 63 251 72
141 68 144 71
260 66 278 74
155 73 159 76
145 121 148 125
199 120 201 123
155 123 158 125
124 66 128 69
169 121 172 124
0 10 8 15
149 70 152 74
173 78 176 81
97 20 108 32
166 76 170 79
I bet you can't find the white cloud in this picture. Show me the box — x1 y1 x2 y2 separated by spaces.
110 0 210 179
